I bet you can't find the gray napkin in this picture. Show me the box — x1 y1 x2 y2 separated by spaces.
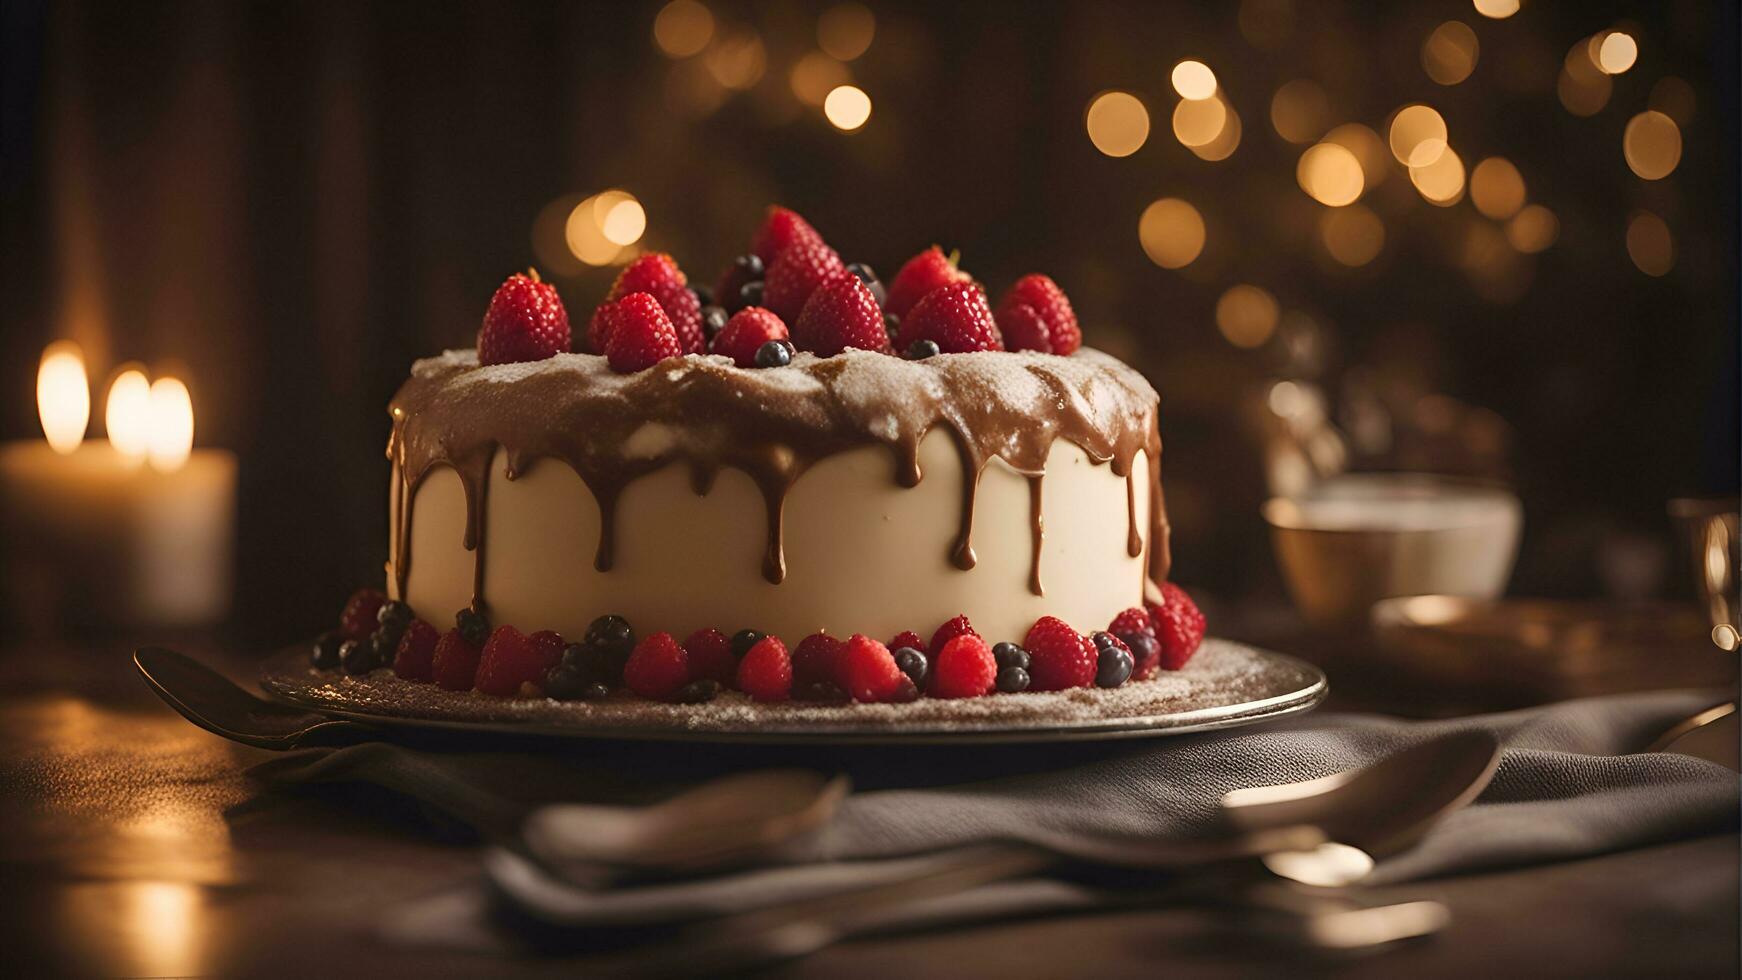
245 688 1738 949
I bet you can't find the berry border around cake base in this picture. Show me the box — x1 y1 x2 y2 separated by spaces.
258 638 1326 745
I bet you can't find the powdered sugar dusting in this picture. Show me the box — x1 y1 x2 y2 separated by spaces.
260 639 1323 740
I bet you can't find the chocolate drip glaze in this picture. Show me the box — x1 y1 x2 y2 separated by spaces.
386 348 1169 608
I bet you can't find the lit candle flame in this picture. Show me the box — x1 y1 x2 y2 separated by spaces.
37 340 90 454
147 377 194 472
106 367 152 464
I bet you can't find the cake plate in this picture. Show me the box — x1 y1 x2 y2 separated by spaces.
258 639 1326 745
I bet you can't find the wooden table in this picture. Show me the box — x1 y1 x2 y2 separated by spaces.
3 642 1736 977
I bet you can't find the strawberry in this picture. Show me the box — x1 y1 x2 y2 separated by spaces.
604 292 684 373
995 274 1080 355
887 630 926 655
793 275 891 357
842 634 907 703
736 636 793 702
763 235 848 324
751 206 823 265
1024 616 1097 691
431 629 484 691
1146 582 1206 670
477 270 571 365
608 253 705 354
683 628 738 685
337 588 387 641
886 247 971 318
624 631 691 701
712 307 790 367
391 619 439 682
900 282 1003 353
475 626 565 697
927 614 979 658
792 632 844 686
931 634 997 699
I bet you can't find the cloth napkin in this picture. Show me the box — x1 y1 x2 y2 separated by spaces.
244 688 1739 952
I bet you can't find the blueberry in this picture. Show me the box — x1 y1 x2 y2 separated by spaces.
455 607 490 647
584 615 635 658
561 642 619 684
846 262 878 285
730 629 765 659
1117 631 1158 666
340 637 380 675
893 647 929 688
676 679 722 704
377 600 412 631
543 665 590 701
580 681 613 701
738 281 765 309
1095 645 1134 688
1091 631 1117 651
702 304 730 339
754 340 792 368
734 253 765 280
996 666 1030 693
560 642 589 668
991 642 1030 671
890 677 921 703
796 680 849 703
904 339 940 360
884 313 901 340
692 285 713 307
310 631 344 669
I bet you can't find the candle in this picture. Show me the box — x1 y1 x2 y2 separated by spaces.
0 342 237 634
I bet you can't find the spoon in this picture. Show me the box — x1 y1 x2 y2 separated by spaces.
134 646 368 749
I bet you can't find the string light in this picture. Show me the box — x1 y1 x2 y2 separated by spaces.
1472 0 1518 18
1507 205 1559 253
705 30 766 90
791 52 850 106
1296 142 1364 206
823 85 872 131
1558 40 1611 116
1190 97 1242 161
1388 105 1448 167
1626 211 1674 276
1216 285 1279 348
1270 80 1329 144
1422 21 1479 86
1623 111 1682 180
1172 96 1227 147
1319 205 1385 267
1594 31 1637 74
1470 157 1525 219
1171 60 1218 100
817 3 875 62
1409 146 1466 205
1138 198 1205 269
1324 123 1390 186
1085 91 1150 157
652 0 714 58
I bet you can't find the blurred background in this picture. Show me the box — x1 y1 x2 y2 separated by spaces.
1 0 1736 659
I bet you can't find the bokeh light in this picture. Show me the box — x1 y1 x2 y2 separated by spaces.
1650 77 1695 125
1623 111 1682 180
1138 198 1205 269
1558 40 1611 116
823 85 872 131
565 192 636 266
1472 0 1519 18
1085 91 1150 157
791 52 850 106
1626 211 1674 276
1171 60 1218 100
599 197 646 246
1191 97 1242 161
1172 96 1227 148
1324 123 1390 186
36 340 89 454
1388 105 1448 167
705 30 766 90
105 366 151 461
1296 142 1364 206
1409 146 1466 205
1270 79 1329 144
1216 285 1280 348
1319 205 1385 267
653 0 714 58
147 377 194 472
1470 157 1525 219
817 3 875 62
1422 21 1479 86
1507 205 1559 253
1594 31 1637 74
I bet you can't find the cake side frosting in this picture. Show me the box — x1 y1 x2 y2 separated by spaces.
386 346 1171 619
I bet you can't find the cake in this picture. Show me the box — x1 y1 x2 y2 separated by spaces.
311 207 1204 705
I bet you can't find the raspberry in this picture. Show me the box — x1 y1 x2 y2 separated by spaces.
1146 582 1206 670
683 628 737 685
794 275 892 357
887 630 925 654
900 282 1003 354
995 274 1080 355
763 235 848 324
751 206 823 265
624 631 691 701
604 293 685 373
609 253 705 354
712 307 790 367
431 629 484 691
927 614 979 657
337 588 387 640
792 632 844 686
886 246 971 318
477 270 571 365
842 634 907 703
391 619 439 681
736 636 793 702
931 634 997 699
1024 616 1097 691
475 626 565 696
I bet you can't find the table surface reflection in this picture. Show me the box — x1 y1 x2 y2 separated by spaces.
1 641 1735 978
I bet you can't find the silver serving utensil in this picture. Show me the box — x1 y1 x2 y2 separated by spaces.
134 646 368 749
